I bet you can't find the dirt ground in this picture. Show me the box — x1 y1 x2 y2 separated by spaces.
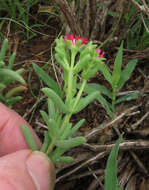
2 15 149 190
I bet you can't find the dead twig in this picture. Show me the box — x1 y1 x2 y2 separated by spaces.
56 151 108 183
131 0 149 18
130 151 148 174
119 162 135 187
84 140 149 152
85 105 141 140
131 111 149 130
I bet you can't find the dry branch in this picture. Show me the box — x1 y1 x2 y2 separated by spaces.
54 0 82 35
84 140 149 152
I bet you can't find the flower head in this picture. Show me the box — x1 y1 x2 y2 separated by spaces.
96 49 105 58
64 34 88 46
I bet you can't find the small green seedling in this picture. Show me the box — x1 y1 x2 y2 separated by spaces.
83 41 138 118
0 39 26 107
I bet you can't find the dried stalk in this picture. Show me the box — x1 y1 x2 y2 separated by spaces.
90 6 103 40
82 0 90 37
54 0 82 35
56 151 108 182
89 0 97 29
85 105 140 140
131 0 149 18
84 140 149 152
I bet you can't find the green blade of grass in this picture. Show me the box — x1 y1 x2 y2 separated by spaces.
105 134 123 190
111 41 123 90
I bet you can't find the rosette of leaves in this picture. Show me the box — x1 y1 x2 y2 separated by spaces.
0 39 26 107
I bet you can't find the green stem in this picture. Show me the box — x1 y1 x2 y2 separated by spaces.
112 89 116 111
46 142 55 155
72 79 87 112
46 52 76 155
61 80 87 129
66 52 76 104
46 51 87 157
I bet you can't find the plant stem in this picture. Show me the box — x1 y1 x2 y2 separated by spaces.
66 51 75 104
72 79 87 111
46 141 55 155
46 52 77 155
46 49 87 157
60 80 87 133
112 89 116 111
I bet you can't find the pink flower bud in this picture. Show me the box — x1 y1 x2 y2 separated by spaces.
96 49 105 58
64 34 88 46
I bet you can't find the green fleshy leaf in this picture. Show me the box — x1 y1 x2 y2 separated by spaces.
0 61 5 68
74 91 99 113
55 47 67 58
78 83 114 117
83 83 112 99
40 110 50 126
33 63 63 97
59 122 72 140
55 137 86 150
116 92 139 104
97 95 114 118
117 59 137 90
99 62 112 84
74 54 91 74
48 118 61 140
5 96 22 107
55 156 74 163
40 131 51 153
42 88 70 114
82 60 101 80
48 98 56 119
20 125 38 151
69 119 85 137
5 86 27 98
0 38 8 62
8 52 16 69
55 53 69 71
16 68 25 75
0 69 26 85
0 83 6 91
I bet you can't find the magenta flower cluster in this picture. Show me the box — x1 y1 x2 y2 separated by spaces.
64 34 104 58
